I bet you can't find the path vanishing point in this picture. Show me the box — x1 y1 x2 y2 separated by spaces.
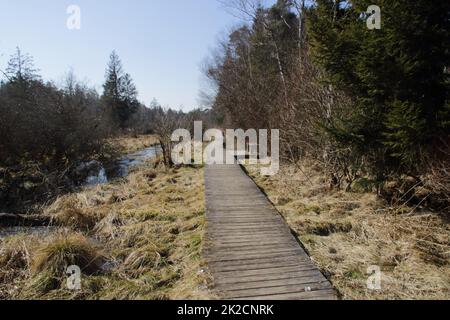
204 164 337 300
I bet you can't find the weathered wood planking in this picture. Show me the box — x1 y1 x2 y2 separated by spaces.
204 164 337 300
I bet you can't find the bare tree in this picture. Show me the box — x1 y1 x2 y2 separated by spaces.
151 106 188 167
218 0 291 110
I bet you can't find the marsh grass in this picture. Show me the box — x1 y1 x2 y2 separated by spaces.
245 161 449 300
0 136 212 300
31 233 104 276
108 135 160 154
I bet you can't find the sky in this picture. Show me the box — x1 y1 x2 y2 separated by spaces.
0 0 245 110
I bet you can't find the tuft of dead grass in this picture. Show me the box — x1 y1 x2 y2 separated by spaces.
45 197 100 231
0 136 212 300
0 236 33 297
32 233 104 276
246 161 450 300
108 135 159 155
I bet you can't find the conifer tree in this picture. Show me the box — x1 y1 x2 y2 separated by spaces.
102 51 138 129
5 47 40 84
307 0 450 174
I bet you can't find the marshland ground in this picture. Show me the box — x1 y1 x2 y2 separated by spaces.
0 135 212 300
245 163 449 300
0 135 448 300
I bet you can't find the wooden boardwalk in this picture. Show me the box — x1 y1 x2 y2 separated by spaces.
204 164 337 300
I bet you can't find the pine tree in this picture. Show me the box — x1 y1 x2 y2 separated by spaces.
102 51 138 129
4 47 40 84
307 0 450 174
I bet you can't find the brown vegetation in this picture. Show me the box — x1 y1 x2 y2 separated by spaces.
109 135 160 155
245 162 449 300
0 149 213 299
0 48 161 214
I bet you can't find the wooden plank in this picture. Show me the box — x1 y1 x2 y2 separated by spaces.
223 283 333 299
205 234 292 241
217 276 332 291
206 240 298 249
203 163 337 300
204 242 300 253
206 224 290 231
232 289 338 301
208 260 317 273
214 270 324 285
206 251 309 265
207 216 281 222
213 265 320 278
205 237 299 248
204 243 300 252
206 253 310 264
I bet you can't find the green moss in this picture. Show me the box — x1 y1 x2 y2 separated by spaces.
344 270 363 279
190 234 202 251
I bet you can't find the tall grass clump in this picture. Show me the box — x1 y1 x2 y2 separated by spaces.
32 233 104 277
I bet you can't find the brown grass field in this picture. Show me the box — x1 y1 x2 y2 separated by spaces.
1 136 448 300
245 162 449 300
0 136 213 299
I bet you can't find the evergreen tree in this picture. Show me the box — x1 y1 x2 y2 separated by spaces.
102 51 138 129
307 0 450 175
5 47 40 84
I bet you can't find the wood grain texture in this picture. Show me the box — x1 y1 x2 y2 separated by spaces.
204 164 337 300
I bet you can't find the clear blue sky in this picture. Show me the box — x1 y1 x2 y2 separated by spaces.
0 0 244 110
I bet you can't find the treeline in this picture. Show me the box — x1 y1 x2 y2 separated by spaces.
0 48 197 212
206 0 449 205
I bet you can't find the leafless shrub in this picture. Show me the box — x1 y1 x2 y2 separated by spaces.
424 139 450 213
150 106 189 167
0 63 110 212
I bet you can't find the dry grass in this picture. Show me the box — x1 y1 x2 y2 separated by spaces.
32 233 104 276
108 135 159 154
0 235 34 298
245 161 449 300
0 136 213 300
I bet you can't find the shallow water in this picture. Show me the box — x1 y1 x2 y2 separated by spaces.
0 145 162 239
0 226 56 239
86 145 162 186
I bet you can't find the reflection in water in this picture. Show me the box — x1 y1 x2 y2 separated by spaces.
0 226 55 238
85 145 162 186
0 145 162 238
86 166 108 186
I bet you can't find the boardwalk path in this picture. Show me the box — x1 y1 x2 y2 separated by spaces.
204 164 337 300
